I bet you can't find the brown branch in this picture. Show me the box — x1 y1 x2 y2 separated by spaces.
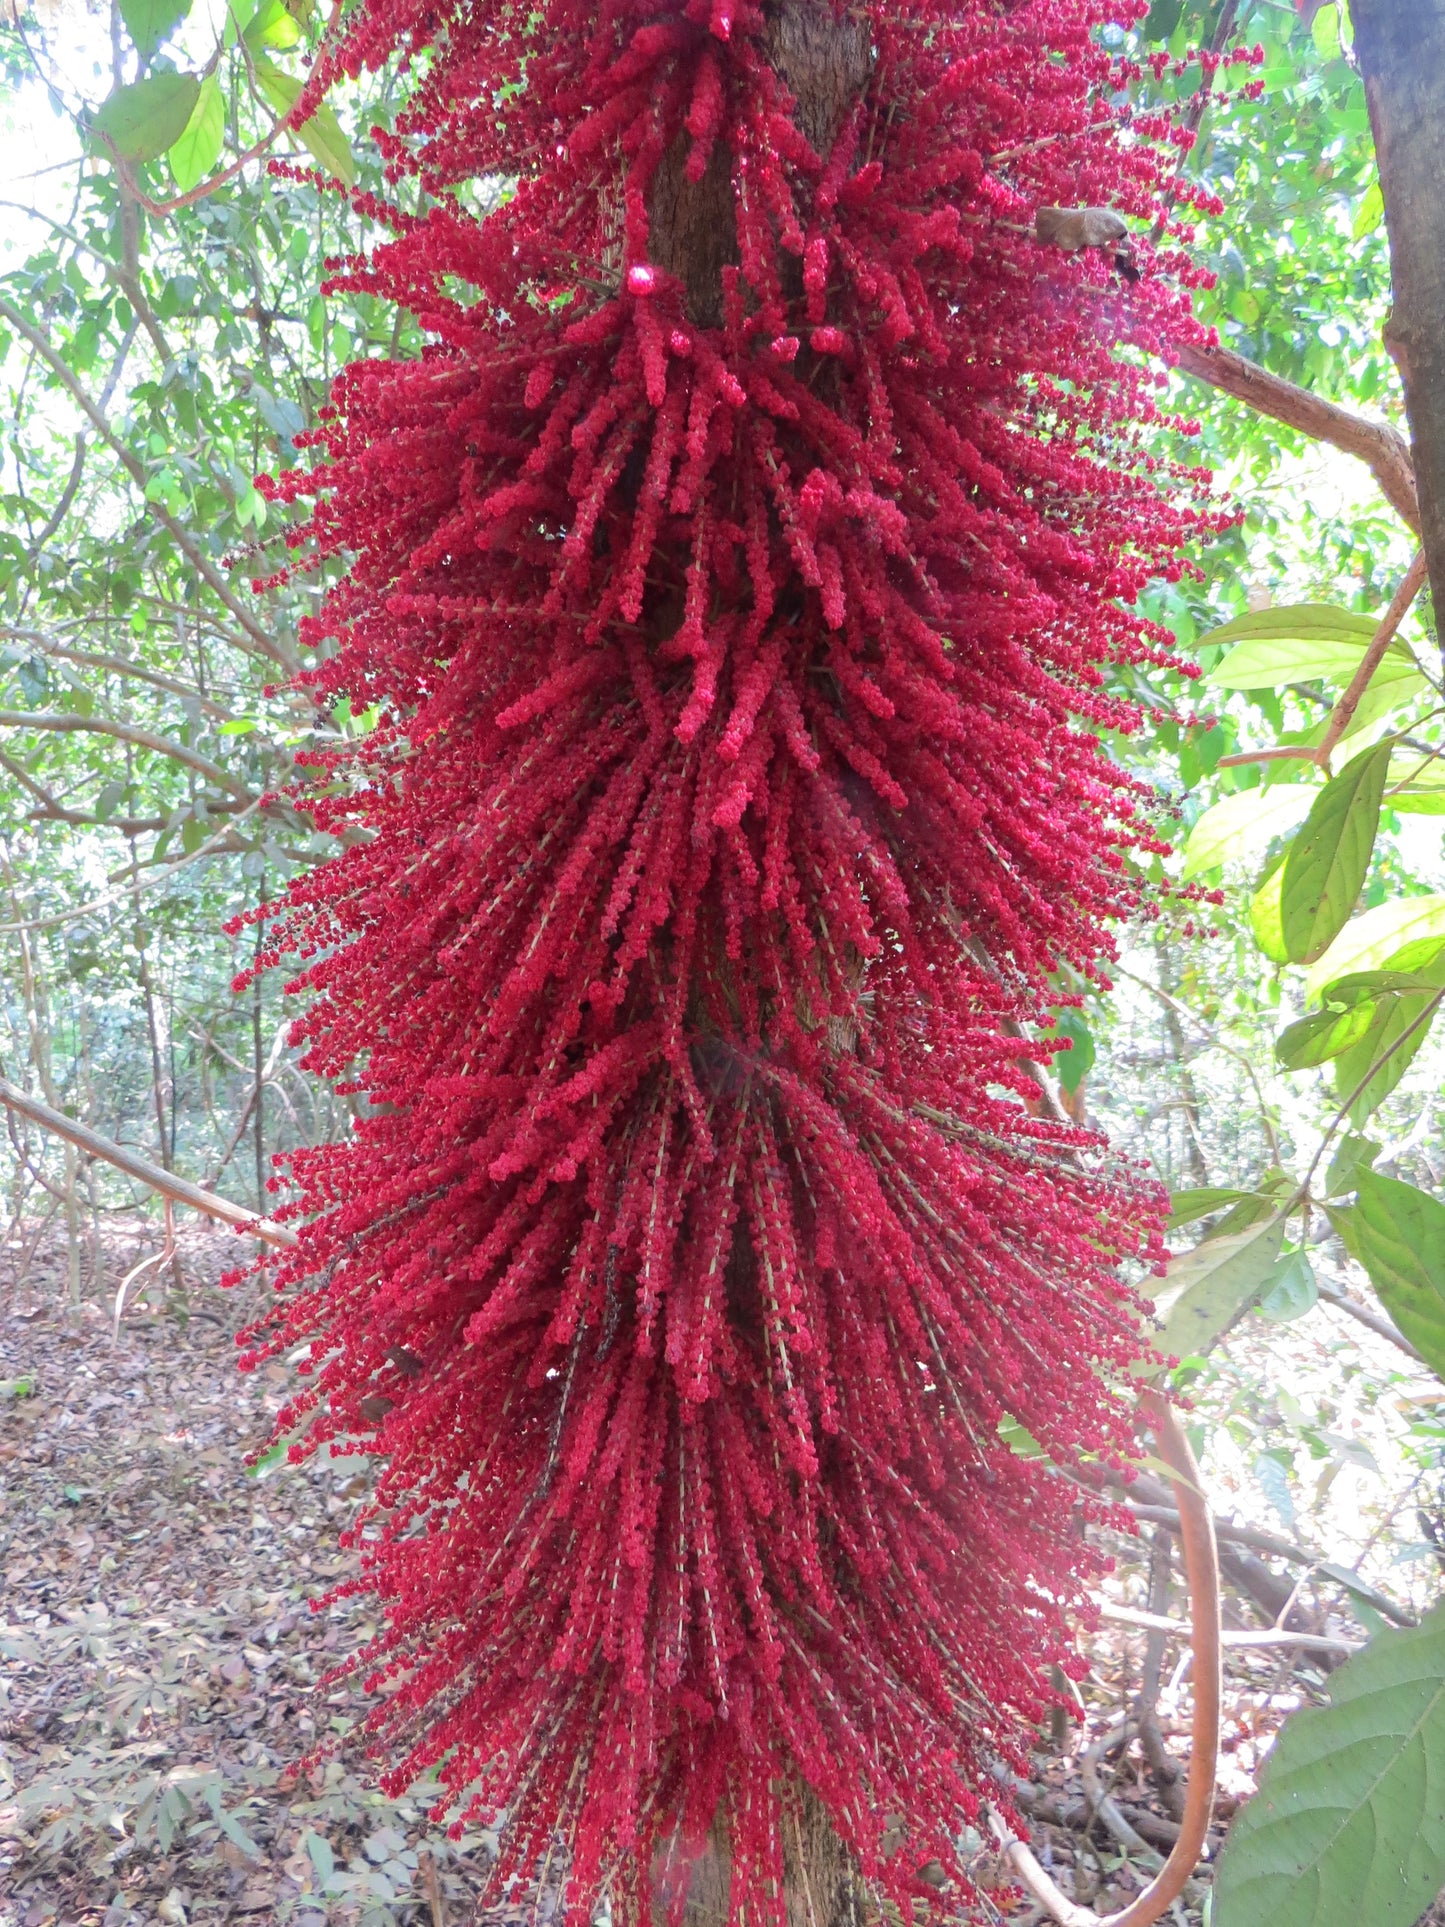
0 294 295 672
0 709 253 800
0 1076 296 1248
1098 1601 1360 1656
1 628 235 722
1174 342 1420 532
997 1392 1220 1927
1315 550 1429 765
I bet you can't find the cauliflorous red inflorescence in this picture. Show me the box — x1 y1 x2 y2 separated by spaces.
238 2 1233 1918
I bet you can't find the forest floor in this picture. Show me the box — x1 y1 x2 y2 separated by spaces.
0 1220 1435 1927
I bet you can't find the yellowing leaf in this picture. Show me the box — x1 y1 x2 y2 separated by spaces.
1180 784 1316 881
1207 635 1416 693
1304 893 1445 999
1251 859 1289 963
1352 179 1385 240
168 73 223 193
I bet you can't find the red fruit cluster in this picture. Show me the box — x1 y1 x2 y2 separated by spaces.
242 2 1221 1918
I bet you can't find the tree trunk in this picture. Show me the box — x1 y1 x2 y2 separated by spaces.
1350 0 1445 635
668 1787 865 1927
647 9 872 1922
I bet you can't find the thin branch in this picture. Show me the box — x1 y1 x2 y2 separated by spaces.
1174 341 1420 532
1315 550 1429 767
0 1076 295 1247
0 709 254 800
1314 1274 1423 1360
0 293 296 672
1097 1601 1359 1656
0 799 261 934
2 626 237 721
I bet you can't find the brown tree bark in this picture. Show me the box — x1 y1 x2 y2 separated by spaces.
646 8 872 1925
1350 0 1445 626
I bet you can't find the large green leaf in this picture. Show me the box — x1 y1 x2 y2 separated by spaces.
1200 603 1380 651
168 73 224 192
1275 962 1445 1125
1337 1170 1445 1378
1051 1007 1093 1095
243 0 304 50
1274 973 1400 1070
1250 857 1289 963
252 58 356 184
92 72 202 163
1305 894 1445 999
1207 635 1417 693
1166 1186 1261 1230
1280 742 1391 964
1331 963 1445 1126
119 0 190 54
1212 1603 1445 1927
1181 784 1316 881
1145 1217 1286 1364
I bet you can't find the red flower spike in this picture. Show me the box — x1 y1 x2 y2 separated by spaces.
249 3 1223 1921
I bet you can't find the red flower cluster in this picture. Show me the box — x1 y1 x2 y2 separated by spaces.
244 2 1220 1917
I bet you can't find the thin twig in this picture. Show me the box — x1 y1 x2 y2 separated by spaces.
1314 550 1428 768
1097 1601 1359 1655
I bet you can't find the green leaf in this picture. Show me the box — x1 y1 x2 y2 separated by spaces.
119 0 190 54
1257 1249 1318 1322
1212 1602 1445 1927
1275 968 1439 1071
306 1829 336 1881
1167 1186 1261 1230
1251 859 1289 964
1339 1170 1445 1378
1145 1217 1287 1365
1200 603 1379 651
1324 1133 1380 1199
251 58 356 184
168 72 223 192
92 72 202 164
1280 741 1392 964
243 0 303 49
1352 178 1385 240
1181 784 1316 880
1331 963 1445 1127
1306 894 1445 999
1311 0 1341 57
1206 636 1416 694
1052 1007 1093 1094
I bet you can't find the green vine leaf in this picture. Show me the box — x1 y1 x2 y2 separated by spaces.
251 58 356 184
1181 784 1316 881
92 72 203 164
1335 1170 1445 1379
1280 741 1392 965
1213 1603 1445 1927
